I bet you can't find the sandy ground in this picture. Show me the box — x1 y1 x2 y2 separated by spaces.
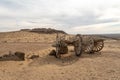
0 32 120 80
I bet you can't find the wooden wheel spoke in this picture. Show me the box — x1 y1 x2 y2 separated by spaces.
83 36 94 53
93 41 104 52
97 47 100 50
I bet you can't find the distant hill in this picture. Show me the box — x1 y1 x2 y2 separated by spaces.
0 28 67 43
20 28 67 34
97 34 120 40
0 31 58 43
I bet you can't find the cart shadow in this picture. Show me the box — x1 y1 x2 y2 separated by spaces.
28 52 102 67
81 52 102 58
28 54 80 66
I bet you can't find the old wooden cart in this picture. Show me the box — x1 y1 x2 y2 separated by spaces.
52 34 104 58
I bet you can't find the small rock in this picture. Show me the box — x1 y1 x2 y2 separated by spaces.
0 51 25 61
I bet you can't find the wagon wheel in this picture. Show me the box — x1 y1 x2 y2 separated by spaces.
92 40 104 52
74 34 82 56
55 45 61 58
55 34 68 58
84 37 94 53
56 42 68 58
55 34 61 58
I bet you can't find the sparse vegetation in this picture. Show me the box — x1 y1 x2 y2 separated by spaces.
20 28 67 34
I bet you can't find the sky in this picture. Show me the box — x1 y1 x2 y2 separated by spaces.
0 0 120 34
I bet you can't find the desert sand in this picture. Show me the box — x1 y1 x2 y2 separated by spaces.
0 31 120 80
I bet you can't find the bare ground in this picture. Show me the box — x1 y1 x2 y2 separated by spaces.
0 32 120 80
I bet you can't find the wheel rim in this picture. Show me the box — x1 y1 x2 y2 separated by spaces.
93 41 104 52
55 46 61 58
55 34 61 58
74 35 82 56
55 39 62 58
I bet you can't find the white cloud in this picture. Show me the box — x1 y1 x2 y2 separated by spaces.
98 8 120 20
0 0 120 33
69 22 120 34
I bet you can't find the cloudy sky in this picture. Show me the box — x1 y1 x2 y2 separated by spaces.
0 0 120 34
